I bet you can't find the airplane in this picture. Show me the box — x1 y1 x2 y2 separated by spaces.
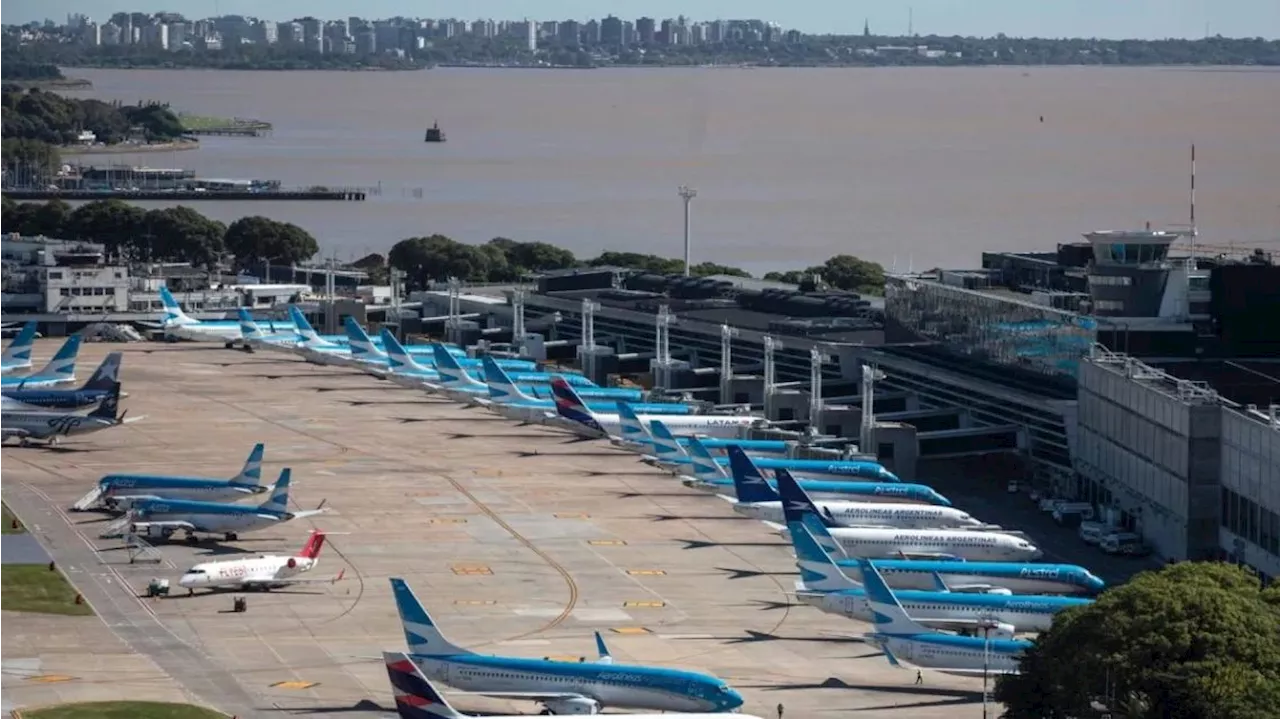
860 556 1031 676
613 402 786 454
382 651 765 719
0 321 37 373
666 432 900 483
790 523 1091 632
727 447 979 529
674 434 950 505
785 497 1043 562
429 343 603 391
550 380 761 441
345 318 538 372
3 352 122 409
114 468 328 542
1 383 138 446
177 530 344 594
841 558 1106 596
0 335 82 388
379 333 606 399
73 443 269 512
474 355 690 423
155 286 297 345
390 578 745 714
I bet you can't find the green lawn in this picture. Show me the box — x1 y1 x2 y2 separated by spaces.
177 113 271 131
1 565 93 616
24 701 228 719
3 501 25 533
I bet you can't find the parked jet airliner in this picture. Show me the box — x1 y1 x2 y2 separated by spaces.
381 651 764 719
726 446 978 529
837 559 1106 596
613 402 788 454
0 335 81 388
3 352 122 409
155 286 297 344
861 557 1031 676
790 524 1091 632
474 355 689 424
1 383 137 446
178 530 343 594
75 443 268 511
391 578 744 714
550 380 761 440
0 321 37 373
672 432 899 483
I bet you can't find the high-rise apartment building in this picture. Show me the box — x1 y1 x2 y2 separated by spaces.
635 17 655 44
601 15 623 46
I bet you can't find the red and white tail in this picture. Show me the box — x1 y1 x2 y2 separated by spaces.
299 531 326 559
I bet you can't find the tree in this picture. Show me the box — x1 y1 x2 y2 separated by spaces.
588 251 686 274
388 235 492 287
64 199 146 260
490 238 577 274
223 215 318 268
815 254 885 293
143 206 226 267
26 197 71 237
995 562 1280 719
689 261 751 278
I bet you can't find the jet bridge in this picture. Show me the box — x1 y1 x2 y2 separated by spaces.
917 425 1025 460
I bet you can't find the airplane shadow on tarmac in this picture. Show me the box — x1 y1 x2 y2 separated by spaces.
717 567 796 580
739 678 984 711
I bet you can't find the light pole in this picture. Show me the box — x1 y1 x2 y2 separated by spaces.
678 185 697 276
979 618 997 719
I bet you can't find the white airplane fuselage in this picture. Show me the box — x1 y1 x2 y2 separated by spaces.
799 591 1060 632
872 634 1024 676
737 501 980 529
826 527 1042 562
576 414 757 440
1 411 117 442
179 554 316 590
104 484 263 510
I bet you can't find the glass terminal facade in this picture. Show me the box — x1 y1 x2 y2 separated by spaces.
885 277 1097 381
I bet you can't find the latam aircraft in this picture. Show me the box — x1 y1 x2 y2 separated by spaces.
550 380 761 440
726 446 979 529
178 531 344 594
0 335 81 388
790 524 1091 632
861 558 1031 676
0 321 37 373
391 578 745 714
381 651 765 719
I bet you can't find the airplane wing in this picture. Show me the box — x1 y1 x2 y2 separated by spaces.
1 427 32 440
120 415 147 425
287 508 331 521
914 617 1014 633
132 520 198 532
241 569 345 587
455 692 597 702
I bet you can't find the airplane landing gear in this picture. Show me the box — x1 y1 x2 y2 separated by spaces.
224 341 235 349
224 532 239 541
185 533 199 544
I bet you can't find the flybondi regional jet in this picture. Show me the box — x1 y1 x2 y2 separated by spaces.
390 578 746 715
550 379 762 441
381 650 765 719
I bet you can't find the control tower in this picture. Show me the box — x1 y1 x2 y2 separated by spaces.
1083 230 1182 318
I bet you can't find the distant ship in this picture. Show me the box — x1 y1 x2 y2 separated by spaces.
424 121 445 143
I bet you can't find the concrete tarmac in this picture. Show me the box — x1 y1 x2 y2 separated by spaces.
1 341 993 717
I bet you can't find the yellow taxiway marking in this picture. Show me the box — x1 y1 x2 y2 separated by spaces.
626 569 666 576
452 564 493 575
454 599 498 605
428 517 468 524
554 512 590 519
271 680 319 690
588 539 626 546
610 627 652 634
26 674 75 683
622 600 666 608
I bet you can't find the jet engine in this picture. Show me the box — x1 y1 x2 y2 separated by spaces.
286 557 297 569
985 622 1016 640
948 584 1013 596
540 697 601 715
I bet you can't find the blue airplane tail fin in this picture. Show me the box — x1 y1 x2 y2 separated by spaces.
233 443 266 485
260 468 291 512
379 328 418 371
383 651 461 719
615 402 651 444
776 466 837 528
2 321 37 366
550 378 605 433
390 578 470 656
481 355 532 401
288 306 323 343
159 286 198 326
33 335 81 381
82 352 122 391
793 526 859 591
799 509 846 557
88 382 121 420
686 436 728 479
859 558 930 636
647 419 686 458
727 446 780 503
344 317 383 360
594 631 613 664
237 309 267 340
431 344 476 386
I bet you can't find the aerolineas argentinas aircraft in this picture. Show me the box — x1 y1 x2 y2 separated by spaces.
382 651 765 719
74 443 268 512
178 531 344 594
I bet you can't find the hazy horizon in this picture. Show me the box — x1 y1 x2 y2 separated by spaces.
6 0 1279 40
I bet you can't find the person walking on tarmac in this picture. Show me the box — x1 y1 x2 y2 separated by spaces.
915 670 924 685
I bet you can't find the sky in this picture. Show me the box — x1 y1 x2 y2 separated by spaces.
5 0 1279 39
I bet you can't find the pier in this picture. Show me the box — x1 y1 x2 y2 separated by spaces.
3 188 367 201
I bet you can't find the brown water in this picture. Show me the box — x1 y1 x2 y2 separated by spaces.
68 66 1280 274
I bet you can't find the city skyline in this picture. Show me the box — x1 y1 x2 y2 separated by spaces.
6 0 1280 39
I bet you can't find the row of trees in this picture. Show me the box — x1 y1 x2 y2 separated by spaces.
1 198 319 270
385 234 884 293
2 86 185 146
996 562 1280 719
0 62 66 80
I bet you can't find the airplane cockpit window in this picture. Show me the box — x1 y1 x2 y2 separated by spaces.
184 568 206 574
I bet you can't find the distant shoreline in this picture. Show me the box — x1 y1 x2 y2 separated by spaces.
4 77 94 89
62 139 199 155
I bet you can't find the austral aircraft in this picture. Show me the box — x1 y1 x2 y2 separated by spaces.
381 651 765 719
390 578 745 715
727 447 978 529
3 352 122 409
0 335 81 388
74 443 268 512
790 524 1091 632
1 382 137 446
0 321 37 373
861 557 1031 676
178 530 344 594
112 468 327 542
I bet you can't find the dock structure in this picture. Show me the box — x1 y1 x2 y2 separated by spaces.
3 188 367 202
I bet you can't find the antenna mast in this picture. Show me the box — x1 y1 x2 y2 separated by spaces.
1189 143 1197 266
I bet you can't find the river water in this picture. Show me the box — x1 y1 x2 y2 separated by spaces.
64 66 1280 274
